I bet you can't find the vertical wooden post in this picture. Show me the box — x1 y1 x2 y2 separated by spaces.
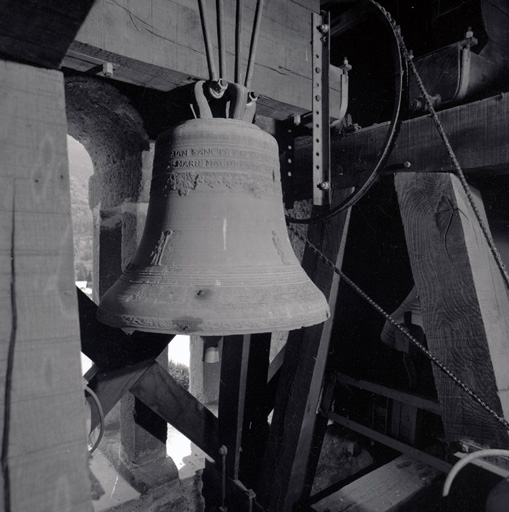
257 206 351 511
395 172 509 448
219 335 252 479
0 60 92 511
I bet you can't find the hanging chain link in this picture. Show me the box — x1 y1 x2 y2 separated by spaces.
287 223 509 431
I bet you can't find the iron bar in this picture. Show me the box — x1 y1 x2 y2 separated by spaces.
245 0 265 89
235 0 243 84
198 0 218 81
217 0 226 79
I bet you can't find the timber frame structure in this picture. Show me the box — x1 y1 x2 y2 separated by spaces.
1 1 509 511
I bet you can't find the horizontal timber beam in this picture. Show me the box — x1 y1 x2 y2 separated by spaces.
62 0 344 120
293 93 509 193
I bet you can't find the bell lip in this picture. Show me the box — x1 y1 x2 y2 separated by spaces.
96 307 330 336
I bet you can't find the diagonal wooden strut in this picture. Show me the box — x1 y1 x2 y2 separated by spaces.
77 289 220 459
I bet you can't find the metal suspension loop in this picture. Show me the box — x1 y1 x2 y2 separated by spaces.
217 0 226 79
287 223 509 432
198 0 218 82
235 0 243 84
245 0 265 89
286 0 405 225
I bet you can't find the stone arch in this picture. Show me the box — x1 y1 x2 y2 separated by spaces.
64 76 152 301
65 76 173 470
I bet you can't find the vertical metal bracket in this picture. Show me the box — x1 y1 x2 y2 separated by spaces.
312 11 331 206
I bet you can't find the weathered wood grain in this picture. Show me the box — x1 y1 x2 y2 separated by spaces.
62 0 345 119
312 454 443 512
0 0 95 68
131 362 220 459
293 93 509 195
395 172 509 448
0 60 92 511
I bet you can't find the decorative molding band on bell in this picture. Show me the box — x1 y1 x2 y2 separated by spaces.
97 118 330 335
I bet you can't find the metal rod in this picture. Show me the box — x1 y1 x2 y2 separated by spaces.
245 0 265 89
235 0 243 84
198 0 218 81
217 0 226 79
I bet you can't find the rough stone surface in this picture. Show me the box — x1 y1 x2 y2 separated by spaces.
65 76 151 210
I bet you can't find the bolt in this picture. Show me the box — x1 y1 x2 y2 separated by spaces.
318 23 329 34
315 95 321 101
403 161 412 168
318 181 330 191
315 67 321 73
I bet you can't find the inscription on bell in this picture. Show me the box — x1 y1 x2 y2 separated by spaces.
168 147 275 160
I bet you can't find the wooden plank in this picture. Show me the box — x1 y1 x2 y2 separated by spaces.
257 202 352 512
239 333 272 488
85 361 155 431
395 172 509 448
312 454 444 512
77 288 171 371
0 60 92 511
63 0 344 119
0 0 95 68
293 93 509 197
336 373 442 415
218 335 251 479
131 362 220 460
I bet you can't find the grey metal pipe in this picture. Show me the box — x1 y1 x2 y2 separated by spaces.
235 0 243 84
198 0 218 81
245 0 265 89
217 0 226 79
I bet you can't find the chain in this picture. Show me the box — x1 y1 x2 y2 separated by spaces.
287 223 509 431
370 0 509 290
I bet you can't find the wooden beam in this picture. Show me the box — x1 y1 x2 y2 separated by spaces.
257 203 352 512
395 172 509 448
335 373 442 415
131 362 220 460
0 60 92 511
293 93 509 197
218 335 252 479
311 454 444 512
0 0 96 68
61 0 345 119
77 288 172 370
85 361 156 431
239 333 272 488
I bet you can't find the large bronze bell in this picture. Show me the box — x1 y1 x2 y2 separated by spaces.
97 117 330 335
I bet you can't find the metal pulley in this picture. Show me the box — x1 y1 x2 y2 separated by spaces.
97 117 330 335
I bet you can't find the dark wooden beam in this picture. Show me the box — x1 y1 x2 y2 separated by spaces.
311 454 444 512
218 335 252 479
0 0 96 68
293 93 509 198
257 202 352 512
395 172 509 448
131 362 220 459
77 288 171 370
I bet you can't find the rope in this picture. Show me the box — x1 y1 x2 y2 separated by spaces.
286 223 509 431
